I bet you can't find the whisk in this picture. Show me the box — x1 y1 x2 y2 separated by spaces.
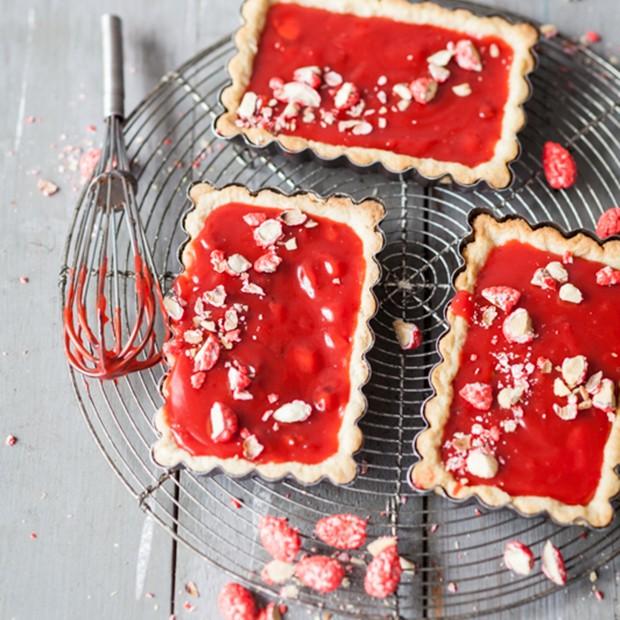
63 15 167 379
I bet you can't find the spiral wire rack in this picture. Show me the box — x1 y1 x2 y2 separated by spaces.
60 2 620 617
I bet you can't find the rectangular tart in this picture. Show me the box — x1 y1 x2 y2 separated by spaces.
411 212 620 527
153 183 384 484
215 0 538 189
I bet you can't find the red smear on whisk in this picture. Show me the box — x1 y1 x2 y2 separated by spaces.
63 254 165 379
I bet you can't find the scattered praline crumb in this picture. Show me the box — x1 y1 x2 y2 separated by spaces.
37 178 59 197
78 147 101 182
580 31 602 45
184 581 199 597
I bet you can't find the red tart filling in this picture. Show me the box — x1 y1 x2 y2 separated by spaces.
161 202 365 465
442 241 620 505
236 3 513 167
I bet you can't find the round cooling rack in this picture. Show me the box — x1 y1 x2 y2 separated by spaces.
60 2 620 618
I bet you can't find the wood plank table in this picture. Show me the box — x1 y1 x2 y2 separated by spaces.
1 1 618 618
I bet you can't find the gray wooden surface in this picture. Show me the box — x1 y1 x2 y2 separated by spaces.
1 1 618 619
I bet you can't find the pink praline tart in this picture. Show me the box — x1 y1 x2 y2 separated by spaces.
216 0 538 188
412 212 620 527
153 184 383 484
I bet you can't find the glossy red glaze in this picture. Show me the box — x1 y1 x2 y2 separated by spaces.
450 290 474 321
163 202 365 464
442 241 620 505
247 3 513 166
63 254 162 379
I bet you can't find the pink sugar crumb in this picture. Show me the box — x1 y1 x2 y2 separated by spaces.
192 153 206 169
37 178 59 197
79 148 102 182
19 276 29 284
582 31 602 45
30 531 38 540
85 124 97 133
24 115 38 124
5 434 17 446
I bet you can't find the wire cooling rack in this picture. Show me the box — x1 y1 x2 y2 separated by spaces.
60 2 620 617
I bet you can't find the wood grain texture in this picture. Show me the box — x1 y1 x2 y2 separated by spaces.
1 0 618 619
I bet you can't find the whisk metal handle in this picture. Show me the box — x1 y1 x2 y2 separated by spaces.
101 14 124 119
